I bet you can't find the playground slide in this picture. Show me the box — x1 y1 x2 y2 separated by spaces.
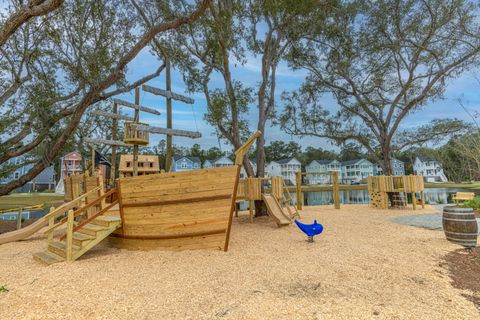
262 194 291 227
0 217 48 245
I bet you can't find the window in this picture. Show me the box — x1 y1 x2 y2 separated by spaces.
194 163 199 168
149 162 153 168
139 162 144 167
126 162 131 167
181 162 188 169
14 172 20 179
68 160 72 166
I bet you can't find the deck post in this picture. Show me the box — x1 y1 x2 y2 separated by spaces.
16 208 22 230
332 172 340 209
48 207 55 244
296 172 302 210
66 209 74 261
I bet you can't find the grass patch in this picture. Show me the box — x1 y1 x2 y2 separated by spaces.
0 285 9 293
0 194 64 210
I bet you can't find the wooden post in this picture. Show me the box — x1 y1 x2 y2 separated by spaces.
133 87 140 177
332 172 340 209
66 209 74 262
420 191 425 209
16 208 22 230
296 171 302 210
110 102 118 186
249 200 254 223
91 144 95 176
165 59 173 172
99 174 106 210
48 207 54 244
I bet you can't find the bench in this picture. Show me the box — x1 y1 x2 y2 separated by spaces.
452 192 475 203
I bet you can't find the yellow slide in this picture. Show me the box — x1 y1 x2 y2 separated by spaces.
0 216 48 245
262 194 292 227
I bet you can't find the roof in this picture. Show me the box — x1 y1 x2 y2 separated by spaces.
213 156 233 164
173 156 201 163
63 151 82 159
309 159 337 166
119 154 160 172
274 157 299 165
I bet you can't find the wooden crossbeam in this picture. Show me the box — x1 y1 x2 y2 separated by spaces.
142 84 194 104
84 138 132 147
91 110 134 121
112 98 161 115
136 124 201 139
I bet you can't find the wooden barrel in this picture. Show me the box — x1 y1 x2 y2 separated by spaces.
442 206 478 248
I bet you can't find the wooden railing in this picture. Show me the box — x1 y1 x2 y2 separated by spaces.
43 186 118 261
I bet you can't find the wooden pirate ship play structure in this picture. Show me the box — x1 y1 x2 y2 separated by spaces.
30 131 260 264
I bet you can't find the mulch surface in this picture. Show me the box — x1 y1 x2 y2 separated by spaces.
0 220 37 235
442 247 480 310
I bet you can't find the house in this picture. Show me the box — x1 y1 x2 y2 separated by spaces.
119 154 160 178
171 156 201 172
60 151 83 179
341 159 374 184
0 156 55 192
374 159 405 176
266 157 302 185
305 160 342 184
204 156 233 168
413 156 448 182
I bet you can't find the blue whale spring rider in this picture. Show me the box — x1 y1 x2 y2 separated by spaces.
294 219 324 242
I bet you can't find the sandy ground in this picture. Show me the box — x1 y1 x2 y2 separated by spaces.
0 204 478 320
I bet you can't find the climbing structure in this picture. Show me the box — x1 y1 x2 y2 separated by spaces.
367 175 425 210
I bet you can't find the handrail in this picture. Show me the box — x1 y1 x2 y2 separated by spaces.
44 188 116 235
282 178 300 219
44 186 101 220
59 200 118 241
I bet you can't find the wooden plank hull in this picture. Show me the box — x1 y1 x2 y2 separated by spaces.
113 166 240 251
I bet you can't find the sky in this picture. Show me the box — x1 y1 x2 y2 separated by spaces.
116 46 480 154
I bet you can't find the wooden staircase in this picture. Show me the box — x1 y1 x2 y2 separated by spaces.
33 215 121 265
32 186 120 265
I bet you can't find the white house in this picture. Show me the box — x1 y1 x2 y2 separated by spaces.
374 159 405 176
413 156 448 182
305 160 341 184
266 157 301 185
341 159 374 184
204 156 234 169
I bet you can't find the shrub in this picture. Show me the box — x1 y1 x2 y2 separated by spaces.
462 196 480 210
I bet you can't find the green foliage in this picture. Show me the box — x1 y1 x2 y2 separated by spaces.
0 286 9 293
462 197 480 210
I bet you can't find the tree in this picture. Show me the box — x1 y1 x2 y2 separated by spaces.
280 0 480 175
0 0 211 195
264 141 302 162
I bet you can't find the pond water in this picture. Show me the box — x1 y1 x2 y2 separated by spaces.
295 188 479 206
0 209 48 221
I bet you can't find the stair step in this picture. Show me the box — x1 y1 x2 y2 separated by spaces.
48 241 81 258
33 251 64 265
91 215 121 227
72 232 95 247
78 223 108 236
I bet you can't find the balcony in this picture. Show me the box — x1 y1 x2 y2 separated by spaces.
124 122 149 146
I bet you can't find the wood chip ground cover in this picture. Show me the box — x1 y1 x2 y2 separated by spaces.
0 205 478 319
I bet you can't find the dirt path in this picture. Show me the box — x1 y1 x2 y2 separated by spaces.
0 205 477 319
